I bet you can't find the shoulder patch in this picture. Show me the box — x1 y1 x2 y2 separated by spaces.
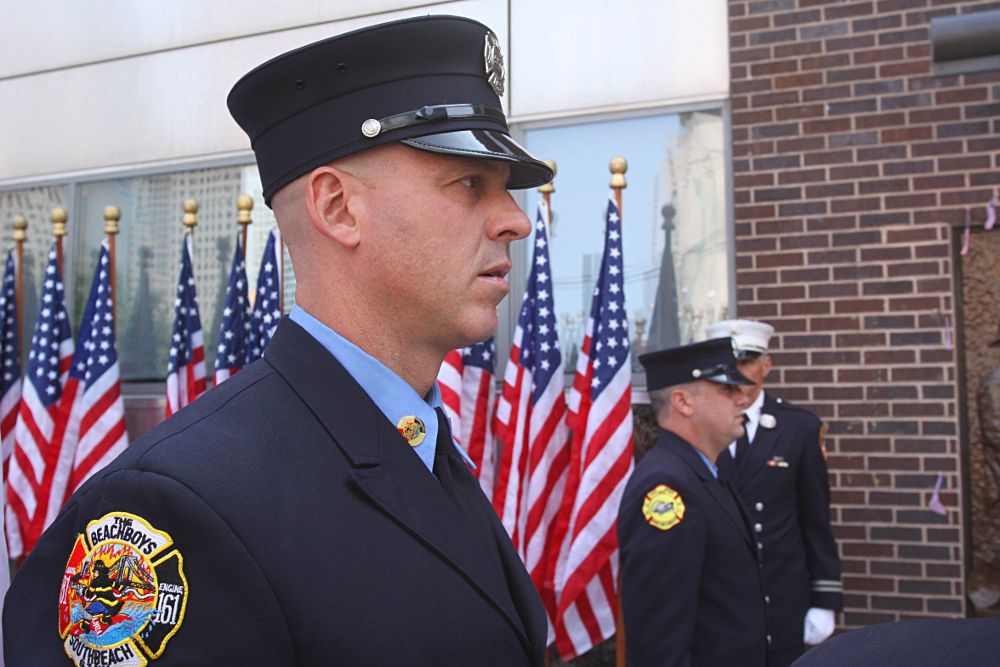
59 512 188 666
642 484 686 531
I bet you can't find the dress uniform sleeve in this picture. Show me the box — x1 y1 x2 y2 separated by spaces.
796 417 843 611
4 467 295 665
618 480 704 667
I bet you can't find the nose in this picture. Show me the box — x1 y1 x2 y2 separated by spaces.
488 190 532 242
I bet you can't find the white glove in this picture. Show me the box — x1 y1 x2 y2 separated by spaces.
803 607 835 645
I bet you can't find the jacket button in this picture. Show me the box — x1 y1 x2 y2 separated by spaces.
765 595 770 605
755 502 764 512
757 542 764 550
754 523 763 533
767 634 772 646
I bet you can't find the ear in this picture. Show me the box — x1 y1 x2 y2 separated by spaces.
671 387 695 418
304 166 363 249
761 354 774 380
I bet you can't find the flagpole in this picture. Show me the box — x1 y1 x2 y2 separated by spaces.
52 207 68 276
609 155 628 667
610 156 627 216
536 162 556 667
12 215 26 349
538 159 556 232
237 195 253 260
103 205 120 331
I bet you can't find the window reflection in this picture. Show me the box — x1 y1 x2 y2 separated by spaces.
521 109 729 380
73 165 294 381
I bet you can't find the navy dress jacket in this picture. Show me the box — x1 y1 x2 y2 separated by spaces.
618 429 769 667
4 319 546 666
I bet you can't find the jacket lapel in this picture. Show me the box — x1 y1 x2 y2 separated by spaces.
663 431 756 555
264 320 532 654
735 395 782 487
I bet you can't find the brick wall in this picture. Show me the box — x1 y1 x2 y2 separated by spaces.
729 0 1000 627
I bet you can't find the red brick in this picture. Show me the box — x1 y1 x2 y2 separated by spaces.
775 103 825 120
881 126 933 142
835 299 885 314
935 88 989 105
853 45 906 64
750 59 800 76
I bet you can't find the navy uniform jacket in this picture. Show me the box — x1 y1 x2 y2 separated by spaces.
717 394 842 662
791 618 1000 666
618 429 769 667
4 320 546 666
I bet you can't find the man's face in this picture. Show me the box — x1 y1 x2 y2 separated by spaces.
689 381 750 449
353 145 531 352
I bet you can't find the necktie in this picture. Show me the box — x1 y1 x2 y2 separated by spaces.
433 407 455 484
733 413 751 467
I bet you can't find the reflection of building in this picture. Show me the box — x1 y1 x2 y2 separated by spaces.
646 203 680 351
663 111 727 343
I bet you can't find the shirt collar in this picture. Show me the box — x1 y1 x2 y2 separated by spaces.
288 306 473 471
698 450 718 479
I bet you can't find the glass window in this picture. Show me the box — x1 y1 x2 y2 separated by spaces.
0 185 70 366
73 165 295 381
519 109 730 382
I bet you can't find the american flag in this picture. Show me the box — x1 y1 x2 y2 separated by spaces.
1 250 21 481
165 234 206 417
492 200 571 628
553 194 635 659
213 234 251 385
246 228 281 364
5 244 74 558
62 242 128 498
437 337 496 498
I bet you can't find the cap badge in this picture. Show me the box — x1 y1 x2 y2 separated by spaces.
361 118 382 138
760 413 777 429
396 415 426 446
484 31 505 96
642 484 686 531
730 324 742 335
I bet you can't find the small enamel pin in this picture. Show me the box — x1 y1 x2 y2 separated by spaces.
396 415 426 446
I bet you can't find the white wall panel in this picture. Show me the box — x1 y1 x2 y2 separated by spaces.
0 0 506 184
509 0 728 119
0 0 453 79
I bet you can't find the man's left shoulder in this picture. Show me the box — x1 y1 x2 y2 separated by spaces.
768 395 822 428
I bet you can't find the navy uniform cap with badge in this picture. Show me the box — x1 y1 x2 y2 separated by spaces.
708 318 843 667
4 16 551 667
618 337 770 667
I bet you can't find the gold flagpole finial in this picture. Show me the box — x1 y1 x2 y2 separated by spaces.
537 160 556 195
236 195 253 225
12 215 27 243
609 156 628 189
103 205 121 236
183 199 199 230
51 207 68 237
237 195 253 259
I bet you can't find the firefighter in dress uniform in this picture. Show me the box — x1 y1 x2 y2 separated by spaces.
709 319 843 667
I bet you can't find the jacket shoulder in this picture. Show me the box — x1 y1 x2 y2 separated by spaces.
769 396 822 426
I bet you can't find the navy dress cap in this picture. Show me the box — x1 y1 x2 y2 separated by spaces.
228 15 553 205
640 337 754 391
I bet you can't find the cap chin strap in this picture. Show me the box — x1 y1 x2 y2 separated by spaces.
361 104 507 138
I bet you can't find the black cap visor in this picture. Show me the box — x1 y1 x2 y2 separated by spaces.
700 364 755 386
402 130 553 189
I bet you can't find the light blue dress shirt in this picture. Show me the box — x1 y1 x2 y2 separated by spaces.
698 450 719 479
288 306 472 473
